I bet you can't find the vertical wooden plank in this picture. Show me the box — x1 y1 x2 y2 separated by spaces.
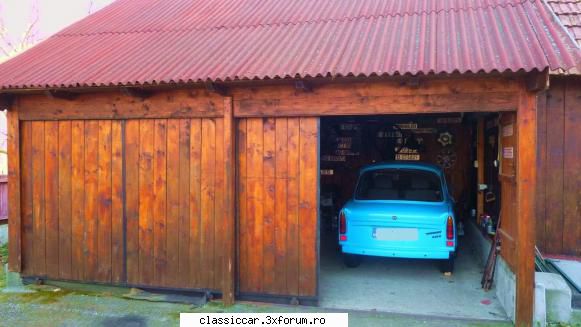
189 119 202 288
262 118 276 293
298 118 318 297
544 84 564 254
31 122 46 276
153 119 167 286
71 121 85 280
562 81 580 256
189 119 203 288
200 118 216 288
286 118 300 296
515 91 537 327
58 121 72 280
84 121 99 282
124 120 140 284
97 120 112 283
7 110 21 272
138 119 154 285
214 118 225 290
178 119 191 286
165 119 180 287
111 121 124 283
20 121 34 275
274 118 288 294
222 98 236 305
246 118 263 292
44 121 59 279
237 119 248 292
535 92 547 252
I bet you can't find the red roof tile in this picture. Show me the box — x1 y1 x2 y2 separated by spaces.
546 0 581 45
0 0 579 89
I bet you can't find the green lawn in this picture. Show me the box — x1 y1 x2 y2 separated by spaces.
0 243 7 289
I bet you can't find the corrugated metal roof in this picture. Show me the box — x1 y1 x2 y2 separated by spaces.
0 0 579 90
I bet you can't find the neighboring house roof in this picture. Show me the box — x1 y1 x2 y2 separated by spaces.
547 0 581 45
546 0 581 74
0 0 579 90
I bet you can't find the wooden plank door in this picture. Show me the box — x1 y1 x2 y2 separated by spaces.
237 117 319 299
19 118 225 291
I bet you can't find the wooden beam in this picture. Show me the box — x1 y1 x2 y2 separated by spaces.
406 76 421 89
515 89 537 327
44 90 79 100
476 118 485 223
0 94 15 109
7 108 21 272
222 96 236 305
526 71 549 93
120 87 154 99
294 80 313 92
235 92 519 117
18 89 224 120
205 82 228 96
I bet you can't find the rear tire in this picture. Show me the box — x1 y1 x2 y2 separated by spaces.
440 256 455 274
343 254 362 268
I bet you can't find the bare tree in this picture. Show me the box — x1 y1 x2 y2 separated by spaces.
0 0 41 61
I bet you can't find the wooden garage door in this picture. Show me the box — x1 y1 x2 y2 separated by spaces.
237 117 319 298
19 118 225 290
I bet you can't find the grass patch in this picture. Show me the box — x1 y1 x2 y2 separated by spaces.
0 243 7 289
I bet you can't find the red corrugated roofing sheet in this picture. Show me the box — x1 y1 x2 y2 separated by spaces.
0 0 579 89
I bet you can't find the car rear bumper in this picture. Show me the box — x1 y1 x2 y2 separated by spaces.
341 244 454 259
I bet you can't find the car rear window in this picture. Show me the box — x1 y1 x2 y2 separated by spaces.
354 168 443 202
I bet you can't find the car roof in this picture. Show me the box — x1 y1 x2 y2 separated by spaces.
359 162 444 175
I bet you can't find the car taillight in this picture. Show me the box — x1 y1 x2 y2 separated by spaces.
446 216 454 240
339 212 346 235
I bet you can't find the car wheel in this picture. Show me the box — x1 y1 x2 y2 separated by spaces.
343 254 362 268
440 256 455 274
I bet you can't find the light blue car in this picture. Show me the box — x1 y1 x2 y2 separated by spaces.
338 162 456 273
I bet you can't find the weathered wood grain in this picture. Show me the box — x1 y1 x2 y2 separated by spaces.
515 91 537 327
44 121 60 279
83 121 99 281
58 121 72 280
152 119 167 286
111 121 124 283
20 121 33 275
138 120 155 285
8 110 22 272
165 119 181 287
124 120 140 285
298 118 318 297
177 119 191 286
71 121 85 280
97 120 112 283
189 119 202 288
18 89 224 121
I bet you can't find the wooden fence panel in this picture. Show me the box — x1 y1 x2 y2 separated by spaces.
19 118 225 290
237 117 319 298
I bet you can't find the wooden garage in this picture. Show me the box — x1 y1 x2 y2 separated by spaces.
0 0 579 325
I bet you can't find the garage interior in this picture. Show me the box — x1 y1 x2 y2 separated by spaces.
318 113 510 321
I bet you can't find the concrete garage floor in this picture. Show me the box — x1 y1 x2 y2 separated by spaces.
319 230 509 322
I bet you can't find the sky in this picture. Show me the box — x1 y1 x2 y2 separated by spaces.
0 0 115 57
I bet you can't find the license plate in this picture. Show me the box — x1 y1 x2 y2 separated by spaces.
373 228 418 241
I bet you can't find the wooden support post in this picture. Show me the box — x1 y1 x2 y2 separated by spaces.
476 118 485 223
515 90 537 327
222 97 236 305
7 107 22 272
